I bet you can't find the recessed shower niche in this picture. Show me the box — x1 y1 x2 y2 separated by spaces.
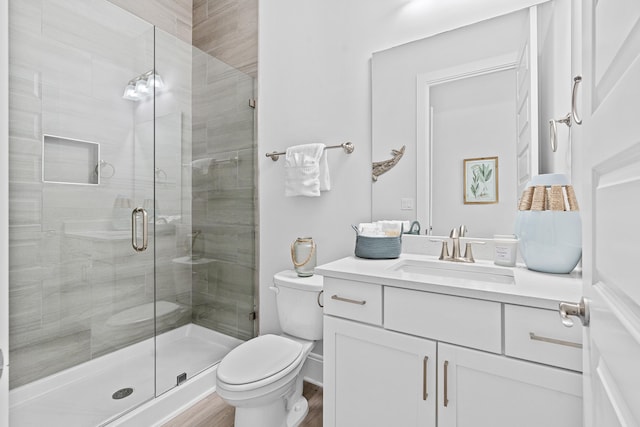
42 134 100 185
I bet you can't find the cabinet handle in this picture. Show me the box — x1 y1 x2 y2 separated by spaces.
443 360 449 407
423 356 429 401
529 332 582 349
330 294 366 305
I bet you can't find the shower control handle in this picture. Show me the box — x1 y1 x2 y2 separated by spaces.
131 207 149 252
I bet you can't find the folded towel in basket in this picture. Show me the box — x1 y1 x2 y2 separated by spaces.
358 220 410 237
285 143 330 197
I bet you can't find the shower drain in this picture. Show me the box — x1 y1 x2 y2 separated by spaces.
112 387 134 400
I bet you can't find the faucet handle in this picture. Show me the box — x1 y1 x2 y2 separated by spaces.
462 240 485 263
429 238 450 260
459 225 468 237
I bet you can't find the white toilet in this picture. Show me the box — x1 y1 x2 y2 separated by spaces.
215 270 324 427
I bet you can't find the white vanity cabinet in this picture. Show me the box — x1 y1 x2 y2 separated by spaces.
323 276 583 427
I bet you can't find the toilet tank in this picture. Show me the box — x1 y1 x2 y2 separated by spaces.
273 270 324 340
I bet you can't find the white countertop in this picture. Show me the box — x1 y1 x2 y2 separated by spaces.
315 254 583 310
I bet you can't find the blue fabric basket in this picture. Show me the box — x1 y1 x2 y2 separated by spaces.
352 225 402 259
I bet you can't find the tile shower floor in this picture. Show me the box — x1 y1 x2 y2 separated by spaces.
10 324 241 427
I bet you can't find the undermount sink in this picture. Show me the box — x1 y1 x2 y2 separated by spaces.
389 259 515 285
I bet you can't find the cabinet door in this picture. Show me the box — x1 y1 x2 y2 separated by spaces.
438 343 582 427
324 316 436 427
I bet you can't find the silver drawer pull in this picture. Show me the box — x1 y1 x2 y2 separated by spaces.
422 356 429 401
331 294 366 305
529 332 582 349
443 360 449 407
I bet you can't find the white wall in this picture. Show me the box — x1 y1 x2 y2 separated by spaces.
258 0 549 334
430 70 518 237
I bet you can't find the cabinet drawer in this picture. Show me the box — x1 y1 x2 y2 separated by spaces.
384 287 502 353
504 304 582 371
324 278 382 325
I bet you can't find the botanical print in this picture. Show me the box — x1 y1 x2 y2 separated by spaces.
464 157 498 204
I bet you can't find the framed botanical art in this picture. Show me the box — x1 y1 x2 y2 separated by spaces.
464 156 498 204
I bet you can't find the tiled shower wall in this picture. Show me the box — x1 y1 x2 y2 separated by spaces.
107 0 193 44
193 0 258 77
8 0 193 389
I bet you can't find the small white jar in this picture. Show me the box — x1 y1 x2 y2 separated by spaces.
494 234 518 267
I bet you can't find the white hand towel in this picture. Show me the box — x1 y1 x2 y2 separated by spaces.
377 220 408 236
285 143 326 197
319 149 331 192
358 223 382 236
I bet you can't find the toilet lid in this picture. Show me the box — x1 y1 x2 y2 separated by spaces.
273 270 323 291
217 335 303 385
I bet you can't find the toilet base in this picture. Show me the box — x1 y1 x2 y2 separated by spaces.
232 376 309 427
235 398 285 427
286 396 309 427
234 395 309 427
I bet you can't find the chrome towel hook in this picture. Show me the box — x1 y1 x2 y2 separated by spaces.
548 75 583 153
95 159 115 178
549 113 571 153
571 76 583 125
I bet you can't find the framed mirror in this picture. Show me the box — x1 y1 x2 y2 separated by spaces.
371 1 572 238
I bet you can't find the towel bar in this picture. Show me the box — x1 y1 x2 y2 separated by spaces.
265 142 354 161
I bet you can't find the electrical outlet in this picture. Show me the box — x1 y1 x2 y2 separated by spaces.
400 198 414 210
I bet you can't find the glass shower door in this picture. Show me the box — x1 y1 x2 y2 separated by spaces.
8 0 158 425
153 28 257 396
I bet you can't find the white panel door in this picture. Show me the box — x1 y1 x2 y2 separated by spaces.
578 0 640 426
323 316 436 427
1 1 9 426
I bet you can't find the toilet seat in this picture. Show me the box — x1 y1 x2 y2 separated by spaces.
217 335 304 392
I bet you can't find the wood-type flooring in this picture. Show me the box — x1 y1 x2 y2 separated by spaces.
162 381 322 427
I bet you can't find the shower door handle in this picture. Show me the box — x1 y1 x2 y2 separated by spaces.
131 207 149 252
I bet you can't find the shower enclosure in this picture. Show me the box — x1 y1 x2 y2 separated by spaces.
7 0 256 425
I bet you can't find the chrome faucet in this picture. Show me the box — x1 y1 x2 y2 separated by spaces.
449 226 462 260
431 225 484 263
